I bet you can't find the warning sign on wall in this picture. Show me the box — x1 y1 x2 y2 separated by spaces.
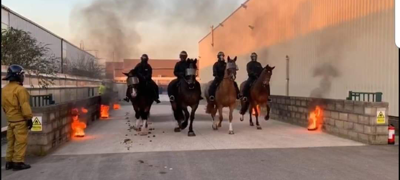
376 110 386 125
31 116 42 132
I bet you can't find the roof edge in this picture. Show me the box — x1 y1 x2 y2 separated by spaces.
198 0 250 43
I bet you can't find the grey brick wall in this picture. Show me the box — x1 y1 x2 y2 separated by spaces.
26 93 116 156
268 96 389 145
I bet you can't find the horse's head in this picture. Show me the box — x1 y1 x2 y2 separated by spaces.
259 64 275 86
123 71 140 98
184 58 198 89
225 56 238 80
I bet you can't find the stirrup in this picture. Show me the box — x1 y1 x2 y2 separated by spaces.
242 97 248 102
169 95 175 102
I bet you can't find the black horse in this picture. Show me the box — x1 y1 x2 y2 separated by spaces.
168 58 202 136
123 70 154 136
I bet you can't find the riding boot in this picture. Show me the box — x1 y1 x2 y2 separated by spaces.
209 79 219 101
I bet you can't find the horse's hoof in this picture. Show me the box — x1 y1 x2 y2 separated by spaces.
240 116 244 121
140 131 148 136
229 131 235 135
250 123 254 126
212 125 218 130
257 126 262 130
265 116 270 120
174 127 181 132
188 132 196 137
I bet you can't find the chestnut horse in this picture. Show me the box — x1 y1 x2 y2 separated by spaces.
239 65 275 129
204 56 238 134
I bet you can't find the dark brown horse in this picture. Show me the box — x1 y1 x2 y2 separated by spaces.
168 58 201 136
239 65 275 129
123 70 154 135
204 56 238 134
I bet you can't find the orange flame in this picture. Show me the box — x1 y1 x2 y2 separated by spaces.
81 107 88 114
100 105 110 119
113 104 120 110
308 106 323 131
252 105 260 115
71 110 87 137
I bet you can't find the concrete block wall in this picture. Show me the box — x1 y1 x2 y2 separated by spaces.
269 95 389 145
26 95 107 156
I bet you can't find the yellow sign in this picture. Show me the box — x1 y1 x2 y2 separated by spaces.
31 116 42 132
376 111 385 124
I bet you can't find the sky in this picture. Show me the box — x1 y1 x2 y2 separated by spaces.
2 0 246 61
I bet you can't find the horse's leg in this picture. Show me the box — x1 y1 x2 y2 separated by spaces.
212 105 219 130
211 104 217 130
172 103 182 132
188 103 199 137
228 105 234 135
139 110 149 136
218 106 223 128
248 104 254 126
181 107 190 130
239 99 248 122
255 104 262 130
265 102 270 121
133 104 141 131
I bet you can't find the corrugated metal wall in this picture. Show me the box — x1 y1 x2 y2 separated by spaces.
9 12 62 70
63 41 96 72
198 0 398 116
2 5 97 74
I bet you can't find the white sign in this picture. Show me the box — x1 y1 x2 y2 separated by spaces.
396 0 400 47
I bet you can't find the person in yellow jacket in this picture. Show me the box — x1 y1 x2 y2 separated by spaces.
98 82 106 95
1 65 32 171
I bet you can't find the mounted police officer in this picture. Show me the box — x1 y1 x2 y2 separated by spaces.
2 65 32 171
242 52 263 101
242 52 271 102
168 51 203 102
123 54 160 103
208 51 241 101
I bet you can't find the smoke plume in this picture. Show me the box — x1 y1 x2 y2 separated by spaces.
70 0 245 61
310 29 350 98
310 63 339 98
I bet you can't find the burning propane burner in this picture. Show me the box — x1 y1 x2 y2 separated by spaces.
252 105 260 115
81 107 88 113
308 106 323 131
100 105 110 119
71 108 87 137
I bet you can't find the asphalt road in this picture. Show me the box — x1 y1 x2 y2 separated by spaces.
1 146 398 180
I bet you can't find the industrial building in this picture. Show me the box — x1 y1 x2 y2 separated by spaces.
198 0 398 117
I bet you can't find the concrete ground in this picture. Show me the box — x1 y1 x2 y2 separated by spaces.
1 98 398 180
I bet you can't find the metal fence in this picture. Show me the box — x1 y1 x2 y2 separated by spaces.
346 91 383 102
